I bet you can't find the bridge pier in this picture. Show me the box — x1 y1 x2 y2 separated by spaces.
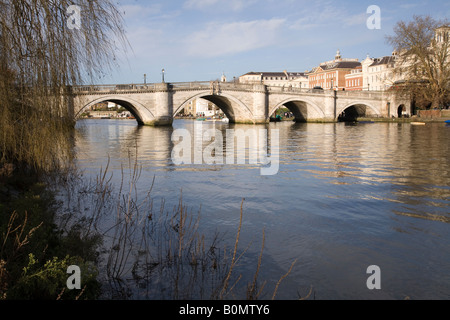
325 93 339 122
148 83 173 126
252 84 269 124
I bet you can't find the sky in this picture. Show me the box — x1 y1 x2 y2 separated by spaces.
98 0 450 84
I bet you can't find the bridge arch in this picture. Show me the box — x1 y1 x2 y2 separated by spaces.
75 95 156 125
269 98 325 122
337 101 381 121
174 91 254 123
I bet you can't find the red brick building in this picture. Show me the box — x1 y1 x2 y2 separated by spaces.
344 66 363 91
307 50 361 90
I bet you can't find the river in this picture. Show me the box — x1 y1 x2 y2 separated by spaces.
73 119 450 300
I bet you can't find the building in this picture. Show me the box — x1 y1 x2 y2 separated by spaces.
239 71 308 89
183 98 224 117
361 53 397 91
344 66 363 91
306 50 361 90
434 25 450 45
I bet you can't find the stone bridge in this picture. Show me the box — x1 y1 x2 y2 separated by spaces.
69 81 411 125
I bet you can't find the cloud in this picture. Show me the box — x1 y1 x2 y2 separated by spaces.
184 18 286 58
342 12 368 27
184 0 219 10
289 2 368 30
184 0 257 11
119 4 162 20
398 3 422 9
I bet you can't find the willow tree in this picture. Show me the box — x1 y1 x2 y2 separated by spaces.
0 0 127 174
386 15 450 110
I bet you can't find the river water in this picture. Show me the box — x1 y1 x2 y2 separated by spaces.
74 119 450 300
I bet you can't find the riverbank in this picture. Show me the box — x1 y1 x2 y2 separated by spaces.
356 116 450 123
0 170 101 300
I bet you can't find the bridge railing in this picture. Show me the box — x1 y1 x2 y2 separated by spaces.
72 84 157 93
73 81 263 93
266 86 324 94
171 81 256 91
171 82 210 90
336 90 385 99
72 82 387 98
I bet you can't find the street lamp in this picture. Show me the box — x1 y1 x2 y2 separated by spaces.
144 74 146 85
162 69 165 83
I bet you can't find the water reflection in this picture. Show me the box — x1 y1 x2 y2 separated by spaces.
74 119 450 299
76 120 174 171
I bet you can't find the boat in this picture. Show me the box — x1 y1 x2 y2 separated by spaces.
445 120 450 124
270 116 282 122
411 122 426 125
222 118 229 123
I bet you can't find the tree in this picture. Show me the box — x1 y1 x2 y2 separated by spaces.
0 0 127 174
386 15 450 109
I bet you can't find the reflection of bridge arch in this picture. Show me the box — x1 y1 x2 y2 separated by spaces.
269 98 325 122
174 91 254 123
75 95 156 125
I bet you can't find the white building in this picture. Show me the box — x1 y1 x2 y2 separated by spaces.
184 98 223 117
361 52 397 91
239 71 309 89
434 25 450 45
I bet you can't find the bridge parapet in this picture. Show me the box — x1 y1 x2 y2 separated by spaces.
336 90 385 99
72 82 389 99
73 82 260 95
72 84 157 94
172 82 257 92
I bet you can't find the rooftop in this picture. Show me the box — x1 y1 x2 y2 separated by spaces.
369 56 396 67
308 60 361 73
241 71 307 78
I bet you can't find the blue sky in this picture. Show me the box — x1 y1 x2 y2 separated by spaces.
100 0 450 84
